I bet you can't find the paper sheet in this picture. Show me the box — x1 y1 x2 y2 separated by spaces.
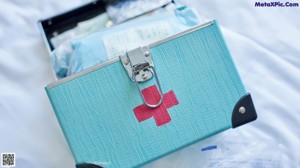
102 21 173 59
144 131 283 168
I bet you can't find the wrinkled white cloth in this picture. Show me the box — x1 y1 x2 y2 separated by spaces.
0 0 299 168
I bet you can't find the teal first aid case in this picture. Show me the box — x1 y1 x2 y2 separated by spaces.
45 20 257 168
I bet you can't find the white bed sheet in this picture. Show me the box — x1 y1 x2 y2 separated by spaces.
0 0 299 167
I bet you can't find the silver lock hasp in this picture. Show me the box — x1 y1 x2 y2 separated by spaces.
120 46 163 108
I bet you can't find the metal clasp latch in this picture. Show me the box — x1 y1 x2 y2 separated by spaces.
120 46 163 108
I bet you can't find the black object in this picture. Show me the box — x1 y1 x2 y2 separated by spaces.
76 163 103 168
232 93 257 128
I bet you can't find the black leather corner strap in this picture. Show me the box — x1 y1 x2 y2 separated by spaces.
232 93 257 128
76 163 103 168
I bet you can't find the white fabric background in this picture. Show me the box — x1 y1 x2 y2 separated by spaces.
0 0 299 167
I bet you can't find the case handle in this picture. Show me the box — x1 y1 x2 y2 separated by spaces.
120 46 163 108
132 62 163 108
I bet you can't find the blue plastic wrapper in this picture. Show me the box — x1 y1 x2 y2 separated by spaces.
51 6 202 78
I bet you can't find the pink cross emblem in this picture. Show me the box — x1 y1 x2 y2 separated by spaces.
133 85 179 126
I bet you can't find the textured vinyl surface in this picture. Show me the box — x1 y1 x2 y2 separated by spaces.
46 21 246 168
